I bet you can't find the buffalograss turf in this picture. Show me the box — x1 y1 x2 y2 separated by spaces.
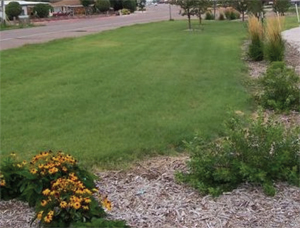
1 20 251 168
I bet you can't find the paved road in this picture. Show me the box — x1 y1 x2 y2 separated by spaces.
0 5 181 51
282 26 300 53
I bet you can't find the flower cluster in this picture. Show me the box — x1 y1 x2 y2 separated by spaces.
29 151 77 176
0 173 5 187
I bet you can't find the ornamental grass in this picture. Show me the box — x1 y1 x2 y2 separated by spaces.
248 15 264 61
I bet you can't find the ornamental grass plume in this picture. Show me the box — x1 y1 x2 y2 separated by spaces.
248 15 264 61
264 16 285 61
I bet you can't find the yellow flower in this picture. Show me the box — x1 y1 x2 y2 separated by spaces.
44 215 52 223
102 196 112 211
37 211 43 220
22 160 27 165
42 189 51 196
30 168 37 174
41 200 48 207
82 205 89 210
10 152 16 157
17 164 23 168
92 188 98 193
62 167 68 172
73 202 81 210
84 198 91 204
48 210 54 216
60 201 68 208
84 189 92 195
0 179 5 186
38 164 44 169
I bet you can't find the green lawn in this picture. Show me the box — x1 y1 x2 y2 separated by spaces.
0 20 251 168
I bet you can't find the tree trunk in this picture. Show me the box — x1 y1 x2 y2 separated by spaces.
199 14 202 25
188 14 191 30
242 11 244 21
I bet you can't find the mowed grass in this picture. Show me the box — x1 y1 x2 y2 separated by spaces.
1 20 251 168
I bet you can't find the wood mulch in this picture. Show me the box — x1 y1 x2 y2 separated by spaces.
1 39 300 228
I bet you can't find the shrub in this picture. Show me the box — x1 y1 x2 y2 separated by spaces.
95 0 111 12
110 0 123 11
264 16 285 62
176 109 300 196
205 11 214 20
5 2 22 20
0 151 129 227
121 8 131 15
259 62 300 112
33 4 52 18
248 15 264 61
218 13 225 20
122 0 136 13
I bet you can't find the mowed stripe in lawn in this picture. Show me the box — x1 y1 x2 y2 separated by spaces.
0 20 250 168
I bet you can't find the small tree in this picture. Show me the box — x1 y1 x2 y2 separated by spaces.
5 1 22 20
33 4 52 18
273 0 290 16
192 0 211 25
233 0 248 21
96 0 111 12
247 0 264 19
80 0 93 15
172 0 195 30
122 0 136 13
137 0 146 12
110 0 123 11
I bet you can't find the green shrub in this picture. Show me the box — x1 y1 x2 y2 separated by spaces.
224 7 240 20
110 0 123 11
0 151 129 227
95 0 111 12
5 2 22 20
205 11 214 20
177 109 300 196
33 4 52 18
121 8 131 15
122 0 136 13
259 62 300 112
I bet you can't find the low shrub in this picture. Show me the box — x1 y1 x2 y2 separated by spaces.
264 16 285 62
218 13 225 20
122 0 136 13
258 62 300 112
0 151 129 227
33 4 53 18
205 11 214 20
121 8 131 15
224 7 240 20
5 1 22 20
95 0 111 12
176 109 300 196
248 15 264 61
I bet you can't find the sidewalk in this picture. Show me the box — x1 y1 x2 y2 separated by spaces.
282 26 300 53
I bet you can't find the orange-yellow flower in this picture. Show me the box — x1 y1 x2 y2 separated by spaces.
102 197 112 211
82 205 89 210
10 152 16 157
30 168 37 174
41 200 48 207
37 211 43 220
42 189 51 196
60 201 68 208
62 166 68 172
0 179 5 186
17 164 23 168
48 210 54 216
83 189 92 195
73 202 81 210
38 164 44 169
84 198 91 204
22 160 27 165
44 215 52 223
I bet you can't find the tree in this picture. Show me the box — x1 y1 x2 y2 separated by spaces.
137 0 146 12
247 0 264 19
122 0 136 13
80 0 93 15
171 0 195 30
273 0 290 16
95 0 110 12
192 0 211 25
33 4 52 18
110 0 123 11
233 0 248 21
5 1 22 20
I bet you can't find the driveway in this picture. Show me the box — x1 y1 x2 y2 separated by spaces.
0 4 181 51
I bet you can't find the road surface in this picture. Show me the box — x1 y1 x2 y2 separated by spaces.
0 4 181 51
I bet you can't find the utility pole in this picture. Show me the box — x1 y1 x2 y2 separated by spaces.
1 0 6 25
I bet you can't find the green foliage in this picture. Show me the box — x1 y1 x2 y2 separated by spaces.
258 62 300 112
95 0 111 12
0 153 28 200
264 35 284 62
177 109 300 196
247 0 264 18
121 8 131 15
5 2 22 20
1 151 128 227
110 0 123 11
137 0 146 11
224 7 240 20
122 0 136 12
273 0 291 16
72 218 130 227
205 11 214 20
33 4 52 18
248 35 264 61
80 0 94 7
